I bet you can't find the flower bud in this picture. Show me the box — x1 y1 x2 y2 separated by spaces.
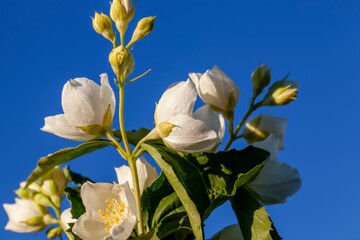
251 64 271 97
33 193 54 207
46 227 62 239
242 115 270 144
15 187 37 199
109 46 135 78
23 216 45 227
110 0 135 34
42 166 67 196
261 79 298 106
128 16 156 46
92 12 114 42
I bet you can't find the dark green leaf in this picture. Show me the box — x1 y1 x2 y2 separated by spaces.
25 140 112 187
64 187 85 219
230 188 282 240
63 166 93 185
186 146 269 219
142 143 210 240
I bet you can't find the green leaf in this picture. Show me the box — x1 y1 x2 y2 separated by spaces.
230 188 282 240
64 187 85 219
25 140 112 187
142 143 210 240
63 166 93 185
114 127 151 146
185 146 269 219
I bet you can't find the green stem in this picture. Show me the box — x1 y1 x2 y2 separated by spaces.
128 156 144 235
106 131 127 159
224 105 255 151
119 84 132 155
117 81 144 235
54 206 74 240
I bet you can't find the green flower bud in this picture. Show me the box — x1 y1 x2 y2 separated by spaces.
43 214 58 225
242 115 270 144
15 187 37 199
260 79 299 106
110 0 135 34
46 227 62 239
23 216 44 226
92 12 114 42
109 46 135 78
128 16 156 46
251 64 271 97
33 193 54 207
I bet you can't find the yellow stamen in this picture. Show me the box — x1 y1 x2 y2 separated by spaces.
106 199 111 203
112 198 116 202
108 204 113 208
120 202 125 208
105 227 110 232
98 209 103 215
106 208 110 213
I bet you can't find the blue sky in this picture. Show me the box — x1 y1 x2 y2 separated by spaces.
1 0 359 239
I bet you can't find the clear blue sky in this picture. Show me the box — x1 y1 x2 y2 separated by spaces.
1 0 359 239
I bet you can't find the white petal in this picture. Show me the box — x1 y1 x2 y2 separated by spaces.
112 182 138 219
210 224 244 240
115 157 158 195
188 72 202 93
252 134 280 159
115 165 132 189
164 114 218 153
110 215 136 240
248 159 301 205
198 65 239 110
62 77 104 126
41 114 93 141
73 212 109 240
257 114 288 150
100 73 116 120
3 199 43 233
60 208 76 231
212 65 240 101
193 105 225 144
81 182 116 221
249 134 301 205
157 80 197 123
121 0 133 14
136 157 158 194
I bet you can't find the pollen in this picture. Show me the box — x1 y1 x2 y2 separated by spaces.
98 198 128 232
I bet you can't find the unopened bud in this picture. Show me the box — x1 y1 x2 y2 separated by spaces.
92 12 114 42
128 16 156 46
110 0 135 34
252 64 271 97
261 79 298 106
43 214 58 225
109 46 135 78
33 193 54 207
15 187 37 199
243 115 270 144
24 216 44 226
46 227 62 239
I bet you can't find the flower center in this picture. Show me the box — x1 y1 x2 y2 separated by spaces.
98 198 127 232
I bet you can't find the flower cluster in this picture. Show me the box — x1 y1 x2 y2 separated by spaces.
3 1 302 240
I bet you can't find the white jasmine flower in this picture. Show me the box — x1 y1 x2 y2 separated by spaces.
41 73 116 141
72 181 137 240
115 157 158 195
210 224 244 240
189 65 240 114
3 198 45 233
249 134 301 204
155 80 225 153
